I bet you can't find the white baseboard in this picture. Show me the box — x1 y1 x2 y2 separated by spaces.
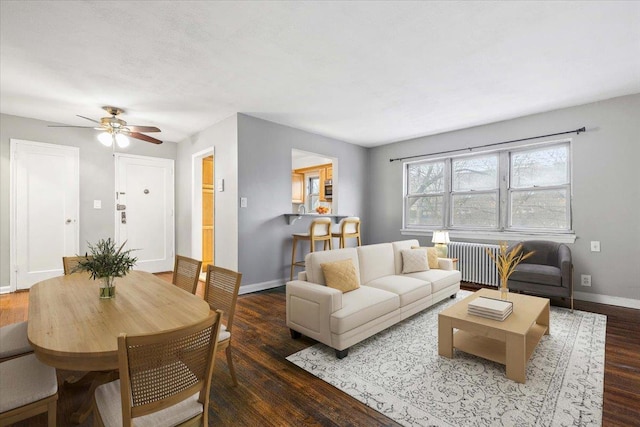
574 291 640 310
239 279 284 295
0 285 11 295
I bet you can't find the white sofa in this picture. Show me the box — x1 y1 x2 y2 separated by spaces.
286 239 461 358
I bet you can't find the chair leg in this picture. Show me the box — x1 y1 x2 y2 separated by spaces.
48 397 57 427
571 292 574 313
226 345 238 387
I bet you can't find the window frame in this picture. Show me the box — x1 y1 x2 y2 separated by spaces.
402 139 573 239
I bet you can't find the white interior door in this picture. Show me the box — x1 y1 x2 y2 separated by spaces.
115 154 174 272
11 139 79 291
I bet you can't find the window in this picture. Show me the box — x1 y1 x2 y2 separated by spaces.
451 154 498 228
509 144 570 229
404 141 571 234
307 176 320 211
406 161 444 227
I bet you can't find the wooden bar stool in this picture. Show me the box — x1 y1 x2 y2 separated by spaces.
331 216 361 248
290 218 333 280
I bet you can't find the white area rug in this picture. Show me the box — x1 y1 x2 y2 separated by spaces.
287 291 606 426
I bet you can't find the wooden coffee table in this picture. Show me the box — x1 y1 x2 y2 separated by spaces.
438 288 550 383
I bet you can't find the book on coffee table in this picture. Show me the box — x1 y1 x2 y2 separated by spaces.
468 297 513 321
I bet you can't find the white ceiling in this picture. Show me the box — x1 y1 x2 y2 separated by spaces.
1 1 639 147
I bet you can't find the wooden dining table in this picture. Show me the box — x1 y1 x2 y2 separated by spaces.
27 270 211 423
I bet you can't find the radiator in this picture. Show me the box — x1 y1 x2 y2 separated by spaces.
448 242 500 287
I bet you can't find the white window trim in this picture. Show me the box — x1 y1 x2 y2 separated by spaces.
400 228 576 244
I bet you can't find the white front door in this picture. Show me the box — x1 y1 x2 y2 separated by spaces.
11 139 79 291
114 154 174 273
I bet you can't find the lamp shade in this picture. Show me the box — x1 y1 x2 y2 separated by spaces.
115 133 130 148
97 132 113 147
432 231 450 244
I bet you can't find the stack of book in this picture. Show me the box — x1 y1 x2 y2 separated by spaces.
468 297 513 321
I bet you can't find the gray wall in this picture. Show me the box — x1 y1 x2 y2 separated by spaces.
175 114 238 271
0 113 176 287
367 94 640 303
237 114 368 286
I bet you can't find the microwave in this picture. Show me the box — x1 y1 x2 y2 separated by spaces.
324 179 332 200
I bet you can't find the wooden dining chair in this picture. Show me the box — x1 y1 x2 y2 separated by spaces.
62 256 92 275
92 310 223 427
0 321 32 362
0 353 58 426
204 265 242 386
172 255 203 294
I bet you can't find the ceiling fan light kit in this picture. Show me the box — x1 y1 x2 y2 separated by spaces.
97 131 130 148
49 106 163 146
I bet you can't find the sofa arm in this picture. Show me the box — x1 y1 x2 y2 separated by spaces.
438 258 455 271
558 244 572 288
286 280 342 344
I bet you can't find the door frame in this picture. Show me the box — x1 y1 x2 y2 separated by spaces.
8 139 80 293
114 153 175 272
191 147 215 262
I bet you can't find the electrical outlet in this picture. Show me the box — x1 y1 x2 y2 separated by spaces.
590 241 601 252
581 274 591 287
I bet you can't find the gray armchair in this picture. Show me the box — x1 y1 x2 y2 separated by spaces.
507 240 573 311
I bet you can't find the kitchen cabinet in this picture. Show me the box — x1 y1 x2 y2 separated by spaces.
292 172 304 203
319 168 327 201
326 166 333 180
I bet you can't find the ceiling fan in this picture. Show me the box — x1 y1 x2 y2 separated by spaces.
49 106 162 147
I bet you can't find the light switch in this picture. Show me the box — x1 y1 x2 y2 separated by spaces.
217 178 224 192
590 241 601 252
93 200 102 209
240 197 248 208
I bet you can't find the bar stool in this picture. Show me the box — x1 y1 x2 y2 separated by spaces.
290 218 333 280
331 216 361 248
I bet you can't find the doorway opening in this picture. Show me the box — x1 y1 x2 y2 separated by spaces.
191 148 215 275
202 155 214 272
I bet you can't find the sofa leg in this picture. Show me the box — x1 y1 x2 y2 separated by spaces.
335 348 348 359
290 329 302 339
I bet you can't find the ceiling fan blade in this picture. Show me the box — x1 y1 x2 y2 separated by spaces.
77 115 102 124
128 132 163 144
126 125 161 133
47 125 96 128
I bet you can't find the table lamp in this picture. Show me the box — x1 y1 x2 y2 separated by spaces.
432 231 450 257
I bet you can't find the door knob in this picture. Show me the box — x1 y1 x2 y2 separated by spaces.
65 219 72 224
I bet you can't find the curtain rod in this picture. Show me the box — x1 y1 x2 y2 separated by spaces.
389 127 586 162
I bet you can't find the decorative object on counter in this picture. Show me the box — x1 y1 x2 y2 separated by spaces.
74 238 137 299
486 241 534 300
316 206 330 214
431 231 450 257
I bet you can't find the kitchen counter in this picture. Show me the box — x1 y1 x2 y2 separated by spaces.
284 213 348 225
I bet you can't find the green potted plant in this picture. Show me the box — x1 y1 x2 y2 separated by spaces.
75 238 137 298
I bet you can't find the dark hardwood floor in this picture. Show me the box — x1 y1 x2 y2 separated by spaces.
1 279 639 426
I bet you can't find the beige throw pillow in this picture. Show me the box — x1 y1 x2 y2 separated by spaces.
401 248 429 273
321 259 360 293
412 246 440 269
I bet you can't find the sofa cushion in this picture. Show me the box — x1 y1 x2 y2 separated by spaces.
305 248 359 285
401 249 429 273
357 243 396 284
365 275 432 307
330 287 399 335
404 269 462 293
391 240 420 275
412 246 440 269
511 264 562 287
321 259 360 293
